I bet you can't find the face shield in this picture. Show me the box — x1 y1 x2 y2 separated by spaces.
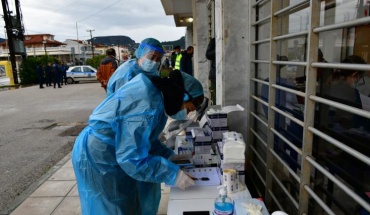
136 44 165 75
135 43 165 59
143 50 163 63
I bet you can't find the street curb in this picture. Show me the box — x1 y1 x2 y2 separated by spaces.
1 152 72 215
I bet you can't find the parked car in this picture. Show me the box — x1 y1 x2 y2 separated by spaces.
66 65 97 84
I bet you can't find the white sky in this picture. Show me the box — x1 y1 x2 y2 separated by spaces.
0 0 186 43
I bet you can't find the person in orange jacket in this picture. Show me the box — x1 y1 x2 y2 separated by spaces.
97 48 118 91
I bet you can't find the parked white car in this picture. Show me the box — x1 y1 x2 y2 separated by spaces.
66 65 97 84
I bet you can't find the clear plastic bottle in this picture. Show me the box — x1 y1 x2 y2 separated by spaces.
214 185 234 215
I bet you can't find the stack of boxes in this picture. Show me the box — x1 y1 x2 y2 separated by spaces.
175 105 245 168
204 111 229 142
187 127 212 166
217 131 246 182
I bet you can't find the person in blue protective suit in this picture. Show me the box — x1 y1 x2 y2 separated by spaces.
106 37 165 96
72 70 204 215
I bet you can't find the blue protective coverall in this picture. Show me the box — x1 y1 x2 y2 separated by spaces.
106 59 140 96
106 58 160 97
72 73 179 215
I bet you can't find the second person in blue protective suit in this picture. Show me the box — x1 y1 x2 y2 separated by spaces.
72 70 204 215
106 37 165 96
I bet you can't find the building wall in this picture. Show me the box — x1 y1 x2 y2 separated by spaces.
193 0 209 98
185 26 193 49
215 0 250 140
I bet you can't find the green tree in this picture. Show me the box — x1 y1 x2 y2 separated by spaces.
19 56 56 85
85 55 106 69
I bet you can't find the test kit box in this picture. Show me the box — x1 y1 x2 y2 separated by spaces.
194 145 212 154
216 142 223 160
199 104 245 129
185 122 200 136
206 113 228 127
192 154 212 166
191 128 212 142
220 161 245 171
206 124 229 140
220 169 246 184
175 136 194 155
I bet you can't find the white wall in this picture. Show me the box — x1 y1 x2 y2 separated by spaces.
193 0 209 97
215 0 250 139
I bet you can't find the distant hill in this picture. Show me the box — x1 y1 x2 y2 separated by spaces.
90 36 185 51
91 35 137 48
161 36 185 50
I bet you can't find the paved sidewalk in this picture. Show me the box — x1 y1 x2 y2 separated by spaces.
9 154 169 215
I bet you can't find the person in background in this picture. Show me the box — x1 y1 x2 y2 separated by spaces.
357 70 370 97
45 62 52 87
60 62 69 86
206 38 216 104
72 70 204 215
52 60 62 89
164 57 170 68
97 48 118 91
106 38 165 96
36 62 44 89
327 55 369 131
171 45 181 69
180 46 194 76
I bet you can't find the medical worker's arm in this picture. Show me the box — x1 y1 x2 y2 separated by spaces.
150 139 174 159
148 114 174 159
175 170 195 189
116 115 180 185
106 60 138 96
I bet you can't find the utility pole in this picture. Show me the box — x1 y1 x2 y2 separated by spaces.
86 29 95 57
116 40 121 62
1 0 24 84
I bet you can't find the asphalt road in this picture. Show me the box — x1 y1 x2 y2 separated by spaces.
0 82 105 214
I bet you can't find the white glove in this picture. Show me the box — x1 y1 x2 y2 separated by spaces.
174 170 195 189
169 153 192 161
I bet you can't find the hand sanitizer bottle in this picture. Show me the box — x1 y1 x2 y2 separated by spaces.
214 185 234 215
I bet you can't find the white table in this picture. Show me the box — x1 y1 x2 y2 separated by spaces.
167 182 251 215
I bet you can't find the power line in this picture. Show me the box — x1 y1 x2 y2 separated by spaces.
77 0 122 23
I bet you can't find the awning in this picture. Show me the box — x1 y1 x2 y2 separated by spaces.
160 0 193 27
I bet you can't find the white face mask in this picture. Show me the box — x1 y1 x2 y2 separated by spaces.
170 109 188 120
140 58 160 75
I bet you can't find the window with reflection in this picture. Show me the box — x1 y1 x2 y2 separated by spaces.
311 1 370 214
71 67 82 73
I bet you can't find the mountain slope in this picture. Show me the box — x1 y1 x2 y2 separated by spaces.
90 36 185 51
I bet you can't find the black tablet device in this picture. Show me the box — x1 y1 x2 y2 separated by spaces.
183 211 210 215
172 159 193 167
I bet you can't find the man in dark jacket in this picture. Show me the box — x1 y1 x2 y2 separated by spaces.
206 38 216 104
45 63 52 87
52 60 62 88
60 62 69 85
180 46 194 76
36 63 44 89
97 48 118 91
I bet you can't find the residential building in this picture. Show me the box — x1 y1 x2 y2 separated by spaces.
0 34 69 60
63 39 99 65
0 34 101 67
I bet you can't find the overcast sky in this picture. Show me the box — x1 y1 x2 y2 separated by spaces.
0 0 186 43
